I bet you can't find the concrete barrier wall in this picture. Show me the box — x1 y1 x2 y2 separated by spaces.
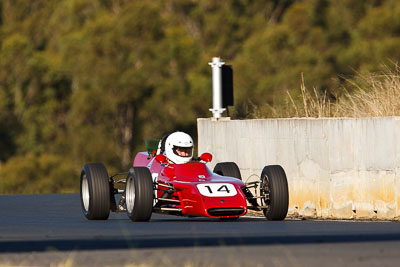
197 117 400 220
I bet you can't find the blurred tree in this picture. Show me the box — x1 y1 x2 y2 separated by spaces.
3 0 400 193
62 2 164 167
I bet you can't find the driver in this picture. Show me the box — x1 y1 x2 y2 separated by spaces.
164 131 194 164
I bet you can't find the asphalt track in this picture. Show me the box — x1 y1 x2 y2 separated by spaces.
1 194 400 266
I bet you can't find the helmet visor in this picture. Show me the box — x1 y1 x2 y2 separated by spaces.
173 146 193 158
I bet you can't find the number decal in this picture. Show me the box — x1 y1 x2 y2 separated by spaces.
205 185 213 194
217 185 230 194
197 183 237 197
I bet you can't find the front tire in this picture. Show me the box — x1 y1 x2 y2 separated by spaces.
80 163 110 220
260 165 289 220
126 167 153 222
213 162 242 180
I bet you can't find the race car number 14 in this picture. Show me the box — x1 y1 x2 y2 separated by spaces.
196 183 237 197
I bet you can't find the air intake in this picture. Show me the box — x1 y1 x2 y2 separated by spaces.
208 208 244 217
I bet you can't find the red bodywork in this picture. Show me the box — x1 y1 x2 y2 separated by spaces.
133 152 247 218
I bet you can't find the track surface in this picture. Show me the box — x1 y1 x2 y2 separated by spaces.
1 194 400 266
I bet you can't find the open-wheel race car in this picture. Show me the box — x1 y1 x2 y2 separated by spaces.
80 133 289 221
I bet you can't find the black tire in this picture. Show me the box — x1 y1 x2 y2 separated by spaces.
80 163 110 220
213 162 242 180
126 167 154 222
260 165 289 220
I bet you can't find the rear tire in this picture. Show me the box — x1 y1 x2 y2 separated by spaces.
260 165 289 221
80 163 110 220
126 167 153 222
213 162 242 180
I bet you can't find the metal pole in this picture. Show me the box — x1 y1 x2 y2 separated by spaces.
208 57 226 118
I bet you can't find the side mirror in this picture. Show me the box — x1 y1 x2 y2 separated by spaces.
200 153 212 162
155 154 168 164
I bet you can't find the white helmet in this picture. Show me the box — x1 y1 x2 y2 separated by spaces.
165 131 194 164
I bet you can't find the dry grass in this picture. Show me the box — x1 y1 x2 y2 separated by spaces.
335 68 400 117
288 72 333 118
0 251 217 267
253 66 400 118
0 258 215 267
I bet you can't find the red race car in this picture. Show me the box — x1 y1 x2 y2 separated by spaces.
80 134 289 221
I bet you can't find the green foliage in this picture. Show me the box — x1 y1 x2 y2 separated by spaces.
2 0 400 193
0 153 79 194
232 0 400 117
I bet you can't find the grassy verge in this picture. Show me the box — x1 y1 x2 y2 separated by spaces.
252 65 400 118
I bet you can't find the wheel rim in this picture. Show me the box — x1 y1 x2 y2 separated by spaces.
126 177 136 213
260 173 271 213
82 174 90 212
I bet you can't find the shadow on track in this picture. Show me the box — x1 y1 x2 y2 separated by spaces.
3 233 400 253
